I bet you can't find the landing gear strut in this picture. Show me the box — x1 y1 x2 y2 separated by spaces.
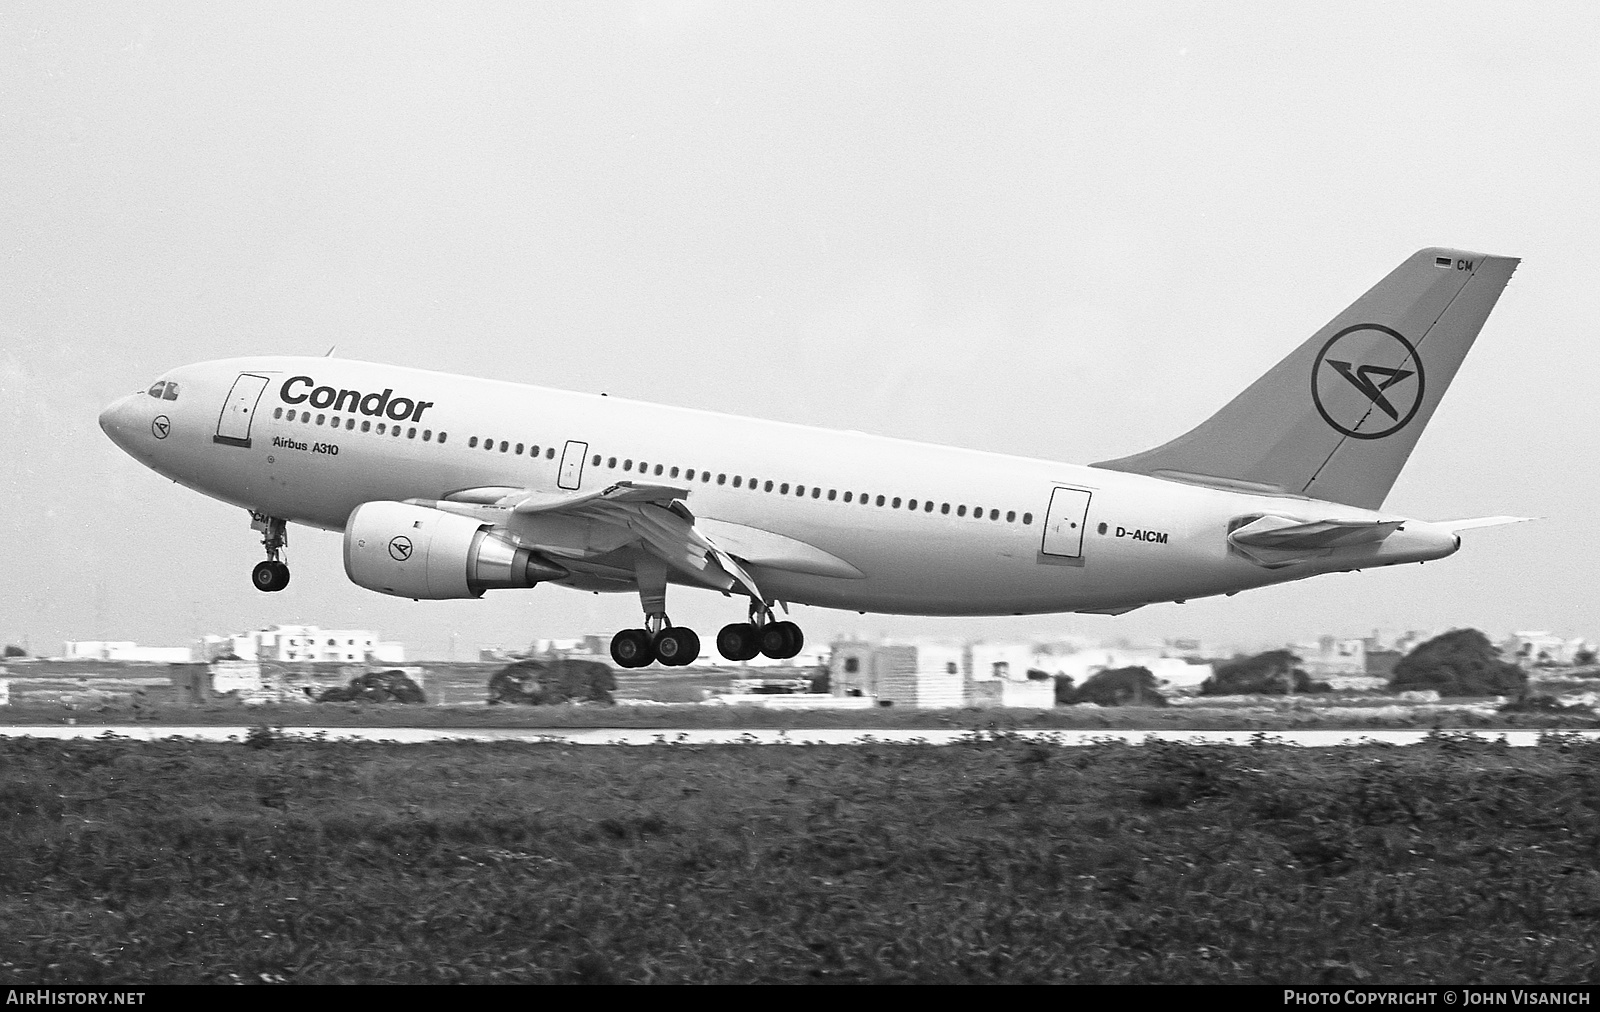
607 557 802 668
609 557 700 668
250 512 290 592
717 601 802 662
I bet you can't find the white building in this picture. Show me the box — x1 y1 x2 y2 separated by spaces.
61 641 195 663
1292 636 1370 678
197 625 404 664
828 638 1193 707
1504 631 1592 667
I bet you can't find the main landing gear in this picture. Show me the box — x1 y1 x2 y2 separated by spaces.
606 558 803 668
250 513 290 593
606 606 804 669
609 615 701 669
715 603 803 662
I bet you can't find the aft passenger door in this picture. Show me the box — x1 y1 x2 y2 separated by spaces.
558 440 588 490
1040 486 1092 559
214 373 271 448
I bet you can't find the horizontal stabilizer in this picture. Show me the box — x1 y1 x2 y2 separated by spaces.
1229 515 1403 551
1439 515 1535 532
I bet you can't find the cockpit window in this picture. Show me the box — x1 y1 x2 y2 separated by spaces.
162 382 179 401
148 381 167 398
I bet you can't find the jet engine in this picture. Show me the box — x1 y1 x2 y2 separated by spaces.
344 501 568 599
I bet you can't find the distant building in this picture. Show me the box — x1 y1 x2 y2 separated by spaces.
60 641 194 663
826 638 1203 707
1502 631 1592 667
1293 636 1369 679
196 625 404 664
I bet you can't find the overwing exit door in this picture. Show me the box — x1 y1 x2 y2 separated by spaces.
214 373 271 448
558 440 588 490
1041 486 1092 558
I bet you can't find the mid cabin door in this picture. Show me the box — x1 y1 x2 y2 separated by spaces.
214 373 271 448
1040 486 1092 558
558 440 588 490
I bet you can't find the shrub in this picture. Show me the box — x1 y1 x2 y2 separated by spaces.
1391 629 1527 697
1062 666 1167 707
1200 650 1330 696
316 670 426 704
488 659 616 706
808 667 830 694
1052 675 1076 706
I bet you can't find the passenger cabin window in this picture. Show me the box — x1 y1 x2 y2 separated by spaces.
469 437 478 447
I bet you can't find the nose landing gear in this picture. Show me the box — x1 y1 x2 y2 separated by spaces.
250 512 290 592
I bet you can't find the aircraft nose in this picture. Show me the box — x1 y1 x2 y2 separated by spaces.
99 394 139 451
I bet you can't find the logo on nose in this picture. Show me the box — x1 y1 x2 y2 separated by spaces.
388 536 414 561
152 415 171 439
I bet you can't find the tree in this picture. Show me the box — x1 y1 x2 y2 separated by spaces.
3 645 25 657
808 666 830 694
1390 629 1527 697
1200 650 1330 696
1053 674 1076 706
487 658 616 705
1574 648 1596 667
1062 666 1167 707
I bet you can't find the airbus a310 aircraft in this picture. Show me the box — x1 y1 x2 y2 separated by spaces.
101 247 1524 667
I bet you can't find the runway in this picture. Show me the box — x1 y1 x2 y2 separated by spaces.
2 726 1597 747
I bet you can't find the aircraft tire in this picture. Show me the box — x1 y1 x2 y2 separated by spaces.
252 560 289 593
759 621 803 660
610 628 655 668
653 627 699 667
716 623 761 662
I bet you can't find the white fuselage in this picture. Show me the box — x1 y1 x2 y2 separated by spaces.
99 356 1460 616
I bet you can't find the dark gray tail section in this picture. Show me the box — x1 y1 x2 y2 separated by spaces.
1092 248 1518 510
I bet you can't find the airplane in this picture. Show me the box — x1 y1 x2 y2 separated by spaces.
99 247 1525 668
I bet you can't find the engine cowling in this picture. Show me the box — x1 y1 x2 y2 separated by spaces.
343 501 568 599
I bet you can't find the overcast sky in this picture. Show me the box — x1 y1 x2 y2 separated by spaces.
3 2 1595 659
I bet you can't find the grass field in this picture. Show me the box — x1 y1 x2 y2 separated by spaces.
4 731 1600 983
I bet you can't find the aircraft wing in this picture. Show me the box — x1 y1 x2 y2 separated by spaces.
428 482 764 599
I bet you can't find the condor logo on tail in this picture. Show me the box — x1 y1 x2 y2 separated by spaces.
1311 325 1426 440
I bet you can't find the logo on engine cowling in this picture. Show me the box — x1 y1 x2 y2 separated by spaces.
388 536 414 561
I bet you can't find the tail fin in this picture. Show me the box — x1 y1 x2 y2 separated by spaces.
1092 247 1518 510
